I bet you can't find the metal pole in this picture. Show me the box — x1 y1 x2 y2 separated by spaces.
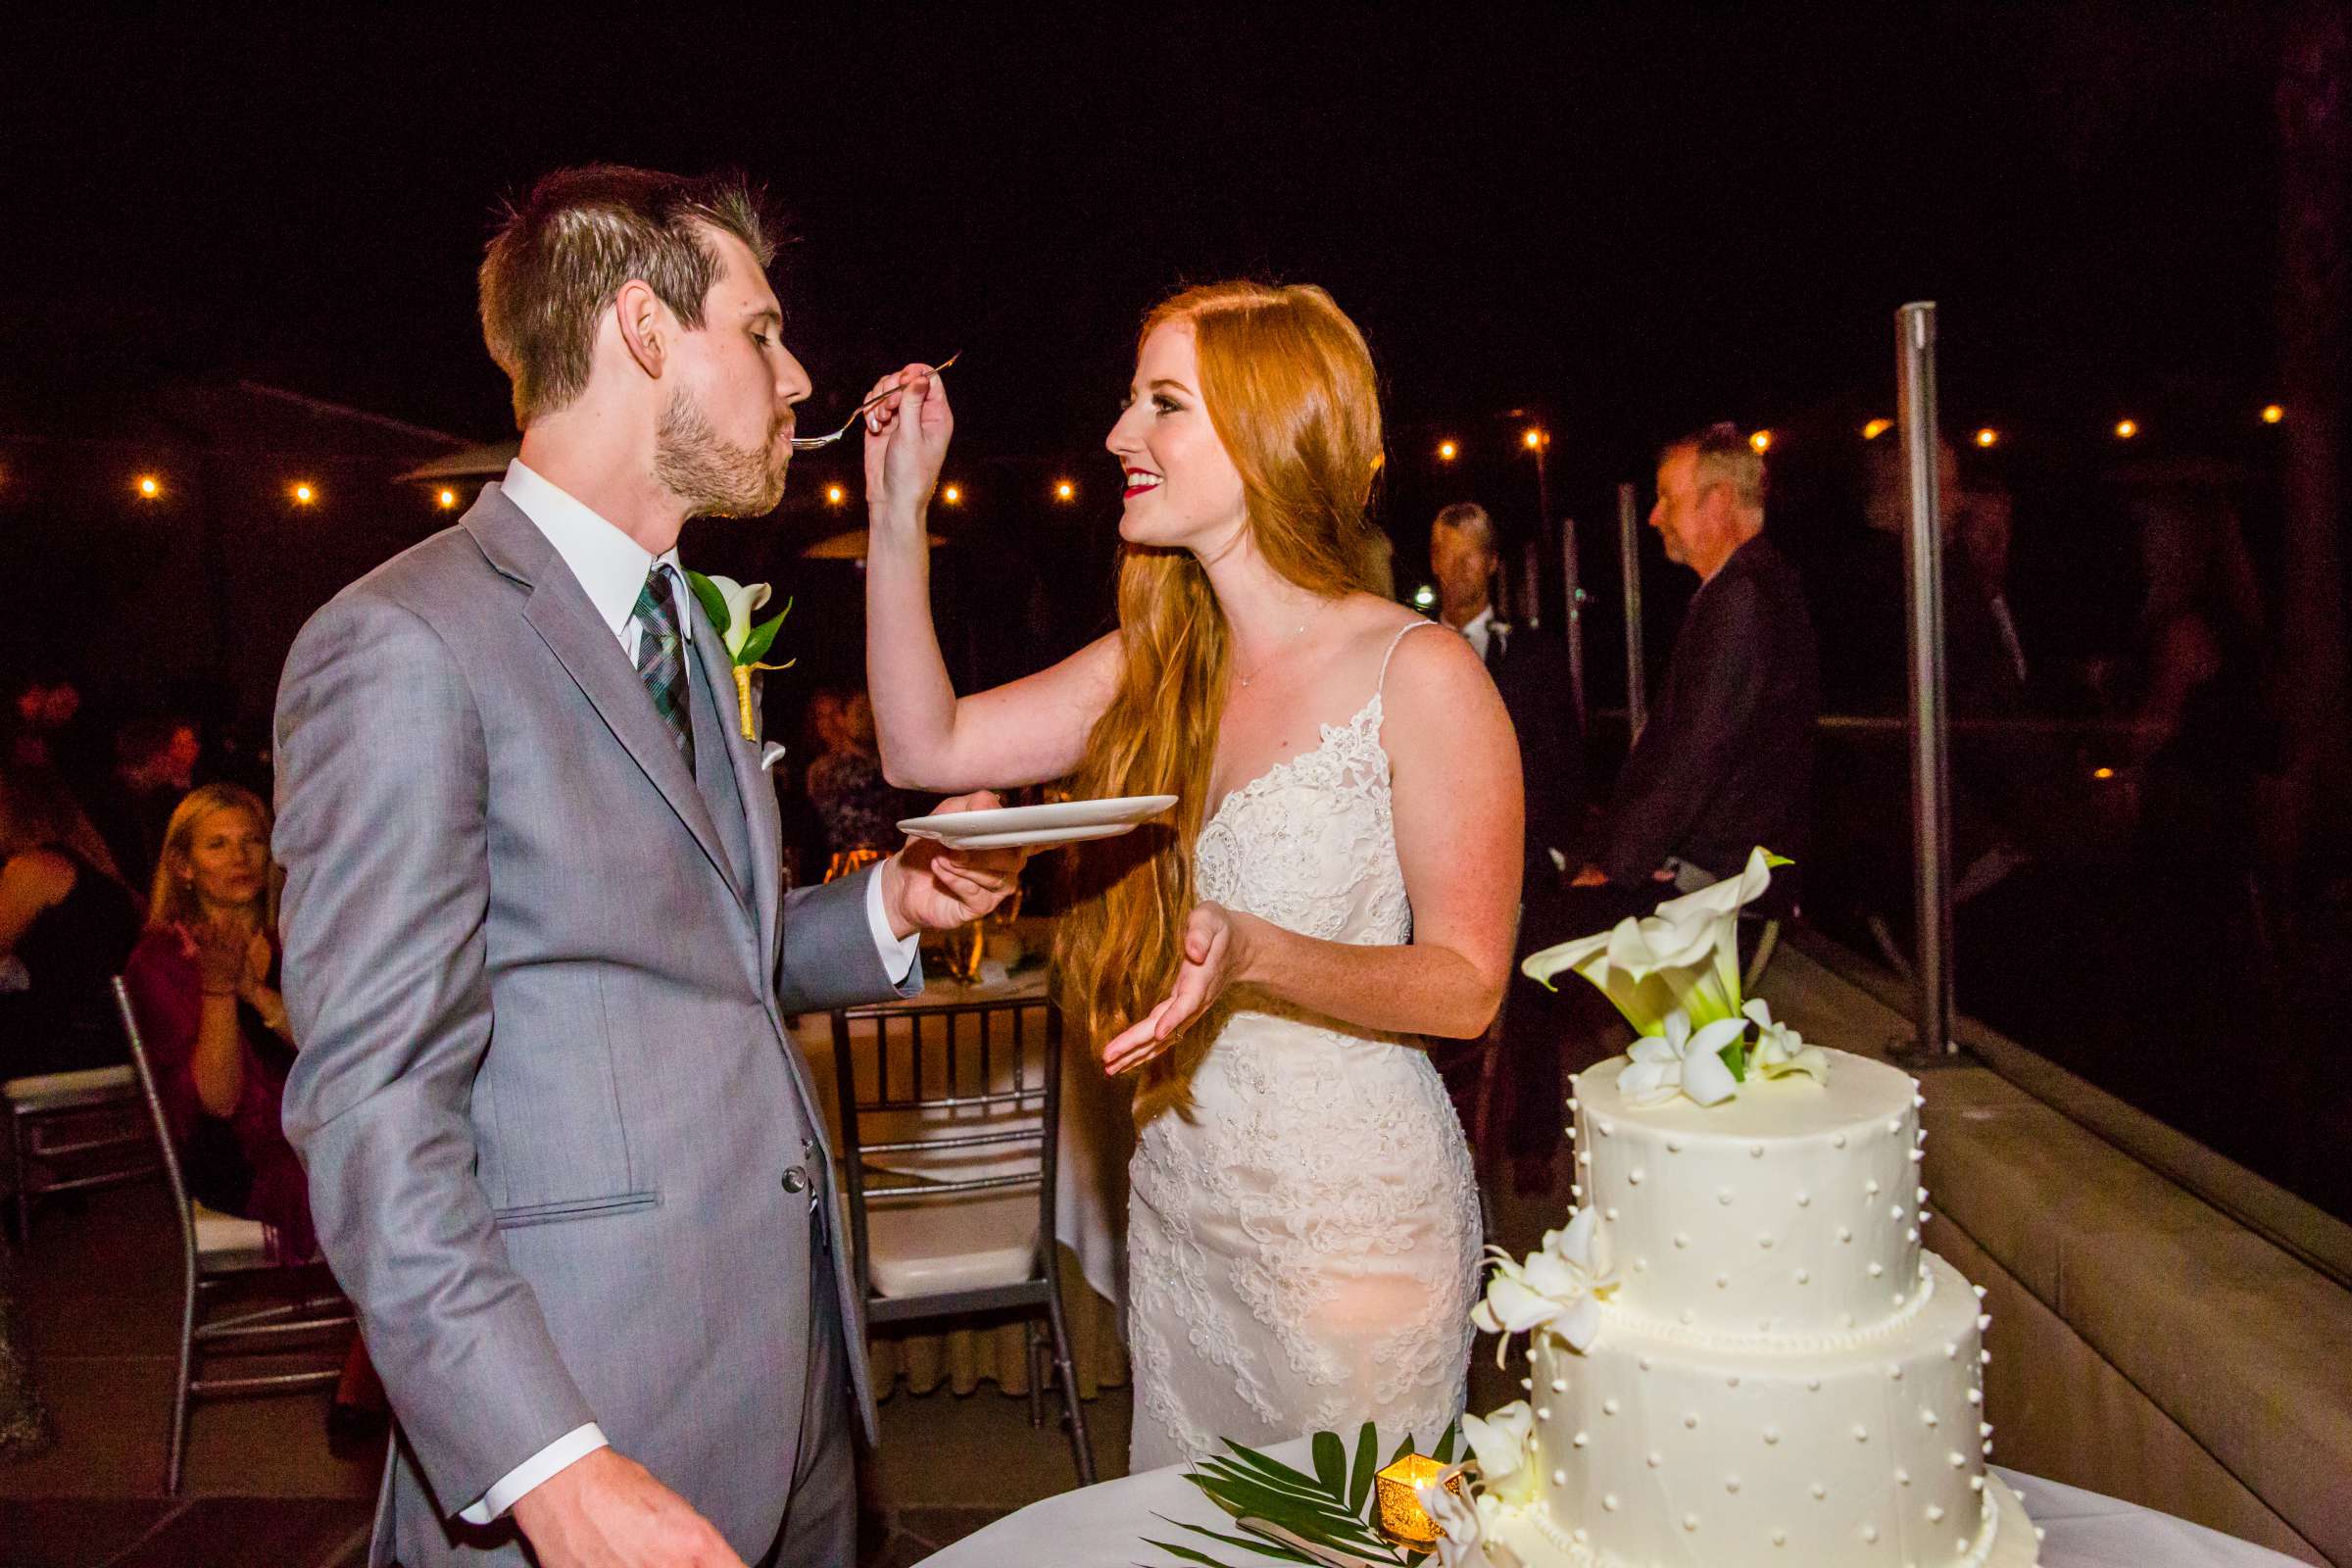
1617 482 1647 739
1559 513 1588 734
1520 540 1544 630
1896 301 1957 1060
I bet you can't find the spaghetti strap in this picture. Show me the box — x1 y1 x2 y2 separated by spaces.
1375 618 1445 700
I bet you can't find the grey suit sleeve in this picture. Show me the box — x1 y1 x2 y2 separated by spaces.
775 862 923 1013
275 591 596 1516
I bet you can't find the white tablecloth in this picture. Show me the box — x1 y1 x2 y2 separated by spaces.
917 1436 2305 1567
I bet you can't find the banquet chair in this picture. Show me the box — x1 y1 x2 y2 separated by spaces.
829 994 1097 1484
4 1042 159 1247
112 977 357 1494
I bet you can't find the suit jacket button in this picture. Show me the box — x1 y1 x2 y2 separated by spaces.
781 1166 808 1194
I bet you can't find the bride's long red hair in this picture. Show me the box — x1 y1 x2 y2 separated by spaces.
1053 281 1388 1108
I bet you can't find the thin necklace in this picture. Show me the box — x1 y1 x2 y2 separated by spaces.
1233 599 1331 688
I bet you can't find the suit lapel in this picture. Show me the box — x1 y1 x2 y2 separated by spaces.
468 490 741 899
684 592 781 967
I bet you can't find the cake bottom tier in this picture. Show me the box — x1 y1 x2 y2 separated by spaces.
1483 1468 2039 1568
1491 1251 2031 1568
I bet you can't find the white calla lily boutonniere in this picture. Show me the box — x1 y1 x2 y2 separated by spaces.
684 571 795 741
1471 1207 1617 1366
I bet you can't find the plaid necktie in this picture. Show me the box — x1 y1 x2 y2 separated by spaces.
632 565 695 774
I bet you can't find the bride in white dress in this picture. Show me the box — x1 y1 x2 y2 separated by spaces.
858 281 1522 1469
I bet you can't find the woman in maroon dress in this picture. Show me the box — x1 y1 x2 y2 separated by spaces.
122 782 383 1446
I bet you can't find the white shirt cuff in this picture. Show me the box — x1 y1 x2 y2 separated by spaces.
460 1423 609 1524
864 860 920 985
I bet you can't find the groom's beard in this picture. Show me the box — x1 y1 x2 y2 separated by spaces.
656 389 789 517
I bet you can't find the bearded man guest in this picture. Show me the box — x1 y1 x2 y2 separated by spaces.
273 166 1020 1568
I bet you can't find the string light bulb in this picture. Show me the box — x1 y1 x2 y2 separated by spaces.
2113 420 2137 440
941 483 962 505
1862 418 1892 440
2261 404 2284 424
824 484 846 506
1749 429 1773 454
1974 428 1999 448
1522 428 1544 451
135 474 163 499
437 488 459 510
1438 439 1458 462
291 481 318 505
1054 479 1075 502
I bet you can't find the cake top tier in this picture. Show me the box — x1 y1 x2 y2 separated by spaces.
1572 1047 1930 1345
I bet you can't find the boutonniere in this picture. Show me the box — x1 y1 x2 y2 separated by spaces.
684 571 794 741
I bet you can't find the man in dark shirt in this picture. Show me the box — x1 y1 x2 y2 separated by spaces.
1569 422 1819 920
1428 503 1587 1193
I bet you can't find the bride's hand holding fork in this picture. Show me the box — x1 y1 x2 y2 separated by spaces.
861 362 954 529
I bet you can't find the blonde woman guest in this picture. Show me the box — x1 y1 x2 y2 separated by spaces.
860 283 1523 1467
121 784 384 1445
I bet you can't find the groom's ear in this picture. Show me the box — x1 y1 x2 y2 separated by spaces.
612 278 671 381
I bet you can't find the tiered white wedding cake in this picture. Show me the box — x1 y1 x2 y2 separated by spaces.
1442 854 2038 1568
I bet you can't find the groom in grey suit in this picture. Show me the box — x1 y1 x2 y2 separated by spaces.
274 167 1016 1568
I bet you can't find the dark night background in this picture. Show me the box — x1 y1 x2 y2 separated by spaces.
3 8 2345 1209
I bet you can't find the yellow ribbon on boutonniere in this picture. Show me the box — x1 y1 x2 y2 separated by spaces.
685 570 796 741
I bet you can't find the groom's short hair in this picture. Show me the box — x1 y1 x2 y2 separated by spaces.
479 165 778 427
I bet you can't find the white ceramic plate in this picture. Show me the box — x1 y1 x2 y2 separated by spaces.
897 794 1179 852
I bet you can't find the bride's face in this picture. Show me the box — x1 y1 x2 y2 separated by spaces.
1105 322 1249 554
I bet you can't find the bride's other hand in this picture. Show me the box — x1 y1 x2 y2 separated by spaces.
1102 902 1256 1075
862 362 953 525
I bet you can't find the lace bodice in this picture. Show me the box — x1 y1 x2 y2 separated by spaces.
1195 691 1412 951
1124 620 1481 1471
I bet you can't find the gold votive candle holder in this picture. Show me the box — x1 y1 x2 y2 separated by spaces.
1373 1453 1462 1546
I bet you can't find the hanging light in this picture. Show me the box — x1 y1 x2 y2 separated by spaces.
2261 404 2284 424
1521 428 1544 451
1862 417 1893 440
1054 479 1076 502
1974 428 1999 448
290 481 318 506
825 483 846 506
1437 439 1458 462
437 488 459 510
942 483 962 505
1748 429 1773 454
135 473 163 499
2113 419 2138 440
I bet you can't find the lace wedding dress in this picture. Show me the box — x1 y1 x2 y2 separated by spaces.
1126 621 1483 1470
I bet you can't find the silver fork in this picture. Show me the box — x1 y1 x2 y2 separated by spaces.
790 352 960 450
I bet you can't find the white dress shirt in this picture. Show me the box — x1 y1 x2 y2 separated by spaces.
1453 604 1498 662
460 461 916 1524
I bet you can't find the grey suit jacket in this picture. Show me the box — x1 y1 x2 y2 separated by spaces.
274 484 909 1566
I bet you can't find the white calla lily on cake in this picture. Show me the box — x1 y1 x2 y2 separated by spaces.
1520 846 1825 1109
1470 1207 1617 1366
1620 1008 1746 1106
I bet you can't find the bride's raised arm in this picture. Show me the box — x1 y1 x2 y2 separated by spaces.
858 365 1122 794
